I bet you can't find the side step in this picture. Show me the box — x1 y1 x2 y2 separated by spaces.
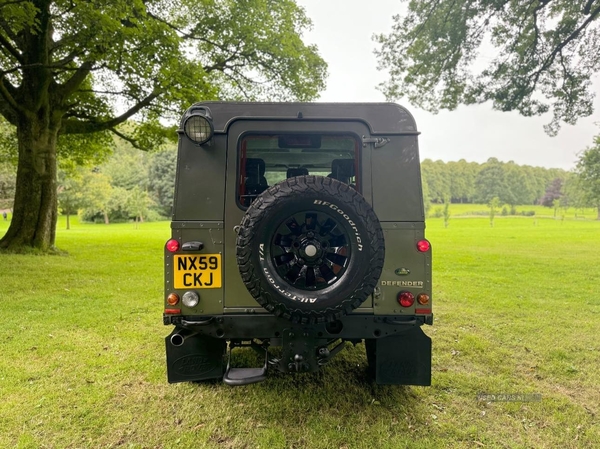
223 342 268 386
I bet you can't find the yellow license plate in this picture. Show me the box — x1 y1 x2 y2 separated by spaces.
174 254 222 289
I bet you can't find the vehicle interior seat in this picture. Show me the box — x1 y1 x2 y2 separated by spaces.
328 159 355 185
243 158 268 205
286 167 309 178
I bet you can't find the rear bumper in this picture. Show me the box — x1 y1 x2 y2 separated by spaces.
164 313 433 339
164 314 433 385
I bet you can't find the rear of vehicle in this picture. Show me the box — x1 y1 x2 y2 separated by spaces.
164 102 432 385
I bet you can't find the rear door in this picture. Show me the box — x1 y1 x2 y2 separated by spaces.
223 119 373 310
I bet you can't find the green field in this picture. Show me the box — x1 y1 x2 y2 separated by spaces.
430 203 598 220
1 213 599 448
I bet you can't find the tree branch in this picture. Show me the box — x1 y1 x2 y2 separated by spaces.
0 75 26 115
50 48 84 67
146 11 230 52
0 95 18 125
56 61 94 99
76 88 135 97
0 32 23 63
0 16 22 49
204 50 242 73
584 0 597 15
528 3 600 87
108 127 143 149
61 89 161 134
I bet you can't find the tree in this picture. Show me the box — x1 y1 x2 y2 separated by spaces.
539 177 564 207
79 170 113 224
148 147 177 217
488 196 500 227
474 158 506 204
57 169 85 230
127 186 153 227
0 0 326 252
442 196 450 228
563 172 586 214
0 161 15 211
0 117 16 211
575 136 600 220
375 0 600 135
103 143 150 192
447 159 476 203
503 161 535 206
421 159 450 203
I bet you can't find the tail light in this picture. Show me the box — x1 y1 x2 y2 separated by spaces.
397 291 415 307
417 239 431 252
166 239 180 252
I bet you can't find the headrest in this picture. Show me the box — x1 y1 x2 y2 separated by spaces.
331 159 355 179
245 158 266 177
286 167 309 178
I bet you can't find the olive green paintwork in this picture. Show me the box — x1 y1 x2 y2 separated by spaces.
165 102 432 318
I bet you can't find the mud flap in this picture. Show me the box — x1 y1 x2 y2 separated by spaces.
165 329 226 383
369 326 431 386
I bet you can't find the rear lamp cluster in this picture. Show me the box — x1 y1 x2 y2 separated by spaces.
397 292 430 307
165 238 201 314
166 291 200 309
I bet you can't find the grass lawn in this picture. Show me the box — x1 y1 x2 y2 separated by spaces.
430 202 598 220
1 213 599 448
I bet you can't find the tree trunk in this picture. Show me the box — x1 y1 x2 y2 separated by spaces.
0 116 58 252
597 206 600 221
66 213 70 230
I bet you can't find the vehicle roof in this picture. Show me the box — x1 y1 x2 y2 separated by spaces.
182 102 419 135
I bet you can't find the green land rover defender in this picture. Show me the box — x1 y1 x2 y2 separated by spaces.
163 102 432 386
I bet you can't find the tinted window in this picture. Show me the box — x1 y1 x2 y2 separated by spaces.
238 134 360 207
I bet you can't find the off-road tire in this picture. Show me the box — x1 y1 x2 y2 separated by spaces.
236 175 385 324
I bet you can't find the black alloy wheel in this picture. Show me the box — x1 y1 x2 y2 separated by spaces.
270 211 351 290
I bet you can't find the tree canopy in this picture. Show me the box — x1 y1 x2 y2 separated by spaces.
0 0 326 251
575 135 600 219
375 0 600 134
420 157 570 207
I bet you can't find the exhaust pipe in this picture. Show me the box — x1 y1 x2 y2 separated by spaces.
170 329 193 347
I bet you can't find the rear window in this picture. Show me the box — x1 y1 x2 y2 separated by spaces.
238 134 360 207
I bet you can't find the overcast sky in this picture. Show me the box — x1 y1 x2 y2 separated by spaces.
296 0 600 170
